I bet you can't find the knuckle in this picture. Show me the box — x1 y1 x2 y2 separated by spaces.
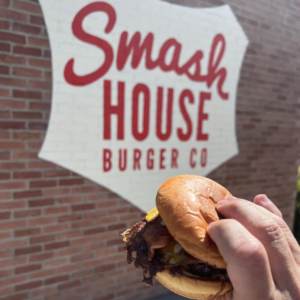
234 237 265 267
256 219 284 243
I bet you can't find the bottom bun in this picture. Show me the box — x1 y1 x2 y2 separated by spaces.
155 270 232 300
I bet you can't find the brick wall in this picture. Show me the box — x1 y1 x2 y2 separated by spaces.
0 0 299 300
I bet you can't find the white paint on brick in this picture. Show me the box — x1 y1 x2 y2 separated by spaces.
39 0 248 212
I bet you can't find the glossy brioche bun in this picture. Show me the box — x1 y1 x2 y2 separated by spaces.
156 270 232 300
156 175 231 269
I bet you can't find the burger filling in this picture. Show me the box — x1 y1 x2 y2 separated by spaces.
122 214 229 286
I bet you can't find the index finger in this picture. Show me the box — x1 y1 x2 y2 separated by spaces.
208 219 275 300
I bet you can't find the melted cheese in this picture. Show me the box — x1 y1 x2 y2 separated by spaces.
145 207 159 222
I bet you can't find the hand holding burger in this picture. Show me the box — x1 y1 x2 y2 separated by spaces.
122 175 300 300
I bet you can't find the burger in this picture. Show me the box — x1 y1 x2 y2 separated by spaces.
121 175 233 299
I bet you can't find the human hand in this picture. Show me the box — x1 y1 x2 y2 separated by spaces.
207 195 300 300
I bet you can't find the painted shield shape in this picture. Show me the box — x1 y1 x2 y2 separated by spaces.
39 0 249 212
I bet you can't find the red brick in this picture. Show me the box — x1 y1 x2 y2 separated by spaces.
0 201 26 210
0 111 10 119
0 172 10 180
29 269 55 280
14 228 40 237
13 132 41 140
13 22 41 35
56 264 81 274
30 121 47 130
71 220 94 229
29 252 54 262
0 257 26 268
0 87 10 97
30 235 55 245
13 89 42 100
0 31 25 44
83 227 105 235
13 152 37 160
29 217 55 227
28 36 49 48
30 15 44 25
82 242 103 252
29 180 56 189
0 19 9 29
95 264 116 273
13 111 43 119
0 99 26 109
0 43 10 52
58 195 81 204
1 293 28 300
44 188 70 197
13 190 42 199
71 253 93 263
0 162 25 170
84 210 106 219
58 280 81 290
15 280 42 291
43 224 69 234
0 182 26 193
43 257 68 269
13 0 42 13
95 216 117 225
57 230 81 241
14 209 41 219
15 246 42 256
0 191 10 200
15 264 41 275
0 53 26 65
0 212 10 220
29 58 51 69
0 77 26 87
108 223 126 231
43 206 69 215
59 178 85 186
0 275 28 288
71 268 94 279
58 214 82 222
0 238 27 249
106 238 124 247
0 270 12 278
28 198 54 208
29 101 51 111
0 220 26 230
44 170 71 178
14 171 42 179
45 275 69 285
72 186 96 194
0 65 9 74
0 142 24 150
72 203 95 212
14 45 41 57
0 43 12 52
56 247 81 257
29 80 51 90
28 161 54 169
0 132 10 140
45 241 69 251
71 236 97 246
13 67 42 78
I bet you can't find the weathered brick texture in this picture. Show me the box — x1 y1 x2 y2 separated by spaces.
0 0 299 299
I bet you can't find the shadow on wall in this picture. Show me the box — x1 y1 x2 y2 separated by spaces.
293 167 300 244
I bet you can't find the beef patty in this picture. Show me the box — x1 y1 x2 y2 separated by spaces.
122 215 229 286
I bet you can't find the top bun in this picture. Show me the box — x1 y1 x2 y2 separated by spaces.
156 175 231 269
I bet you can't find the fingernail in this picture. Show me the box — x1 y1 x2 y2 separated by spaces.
257 195 269 203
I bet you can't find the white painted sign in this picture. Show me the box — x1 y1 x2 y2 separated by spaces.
39 0 248 212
